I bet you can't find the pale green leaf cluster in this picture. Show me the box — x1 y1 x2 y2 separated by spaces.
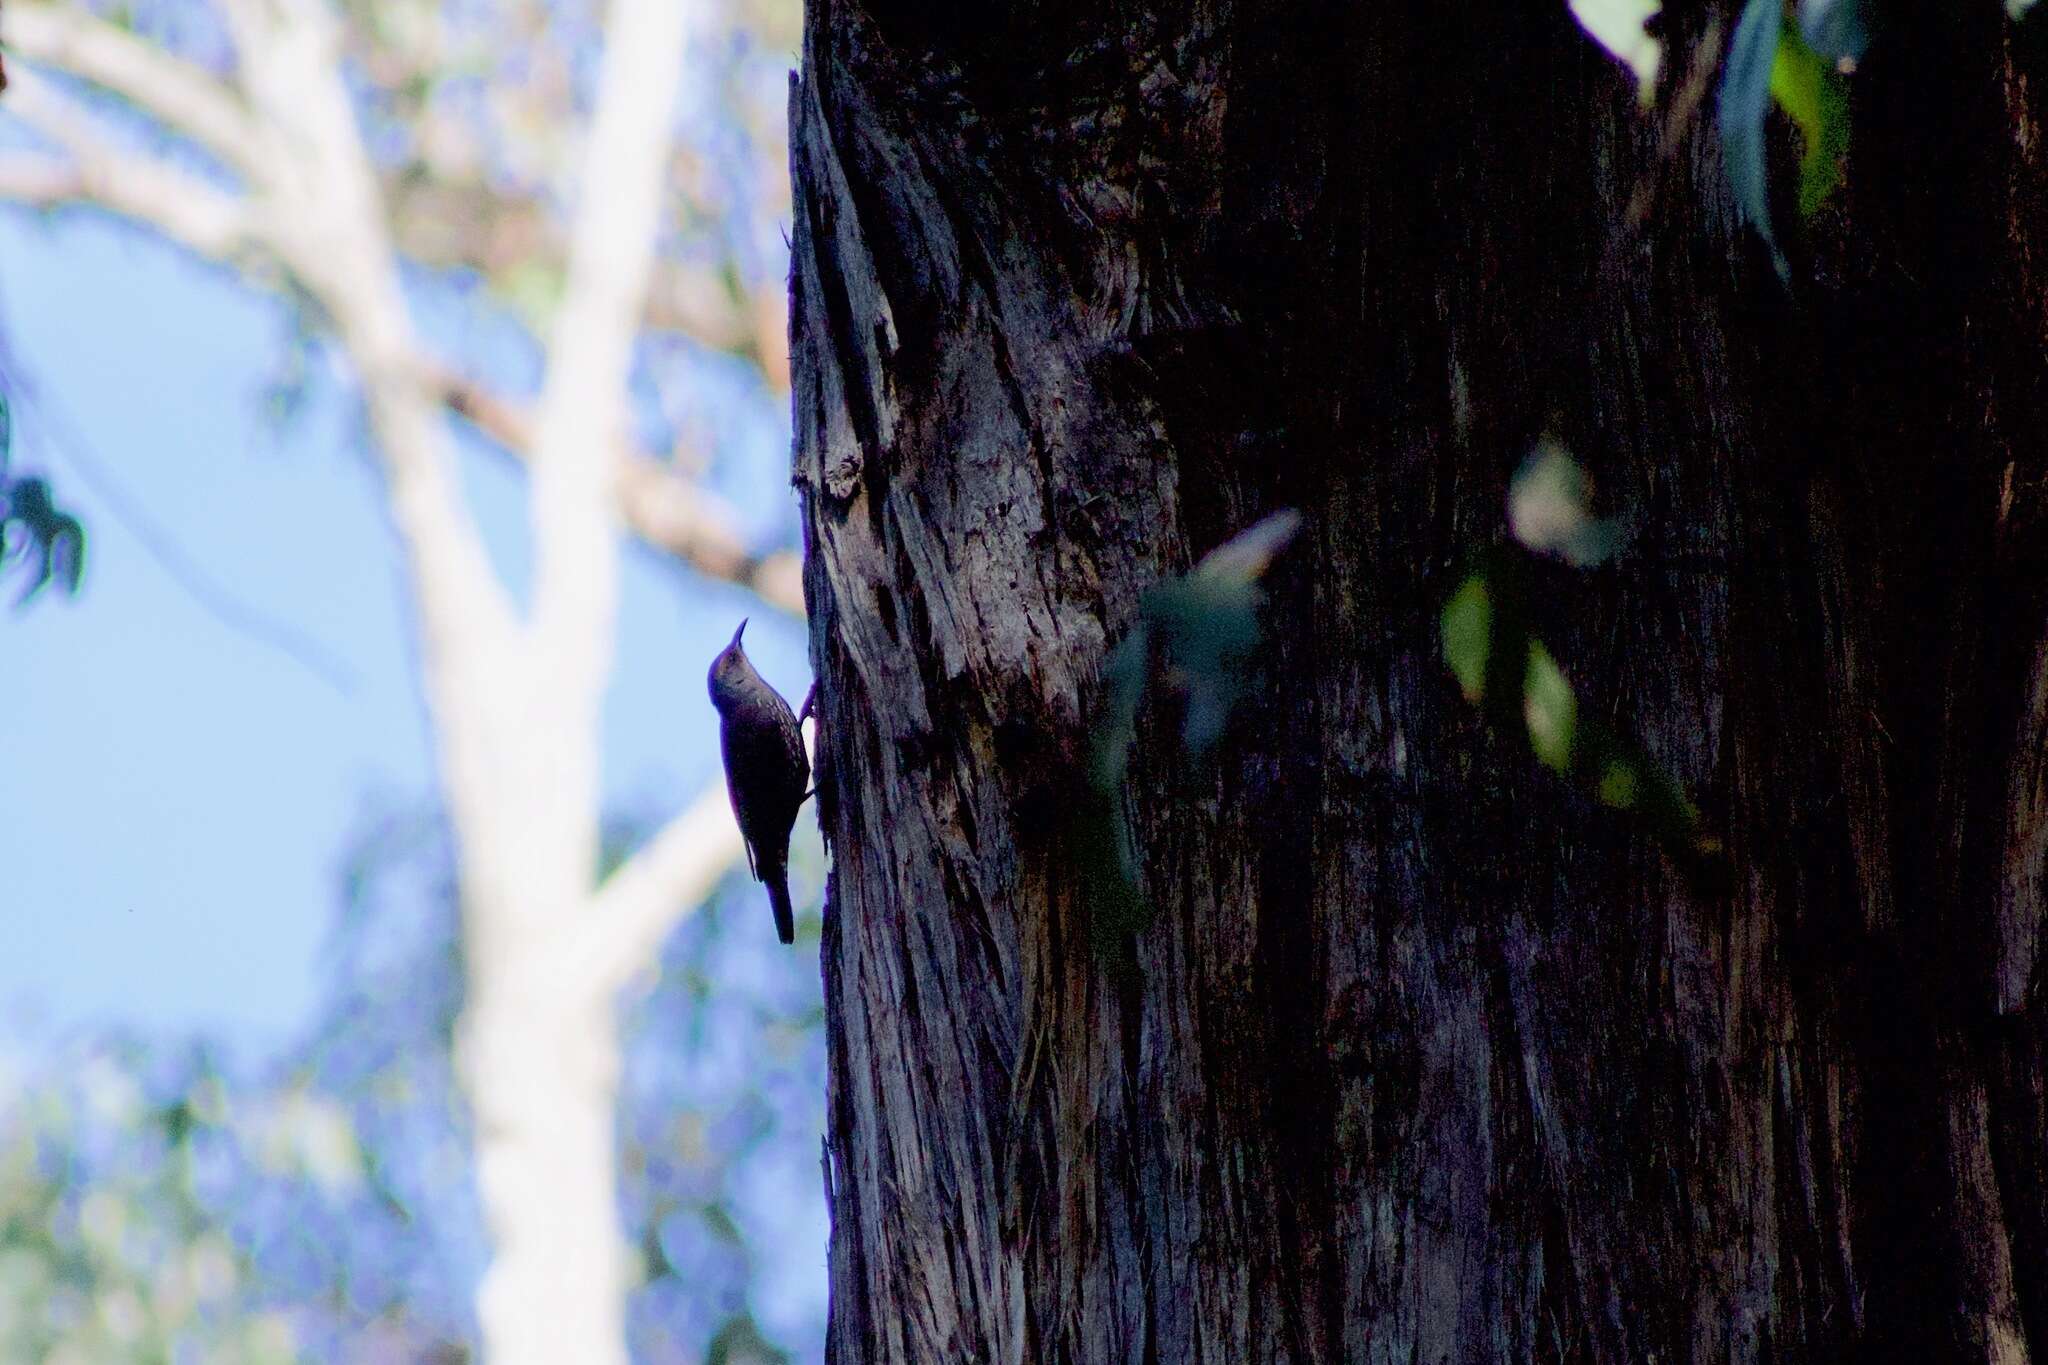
1440 444 1725 889
1083 511 1303 954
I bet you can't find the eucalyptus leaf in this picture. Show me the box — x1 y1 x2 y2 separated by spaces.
1523 642 1578 772
1509 442 1620 567
1569 0 1663 103
1799 0 1868 61
1079 510 1303 955
1719 0 1789 279
1151 509 1303 759
1770 27 1851 217
1440 549 1728 893
1189 508 1304 590
0 476 85 605
1442 574 1492 703
1596 758 1641 808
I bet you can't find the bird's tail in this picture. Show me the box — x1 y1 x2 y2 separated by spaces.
766 869 795 945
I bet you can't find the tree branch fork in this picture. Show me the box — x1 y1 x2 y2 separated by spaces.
0 0 796 975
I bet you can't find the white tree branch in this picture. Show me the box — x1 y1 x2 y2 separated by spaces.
6 4 780 1364
571 781 746 999
0 70 258 259
615 446 805 613
218 0 514 683
0 147 804 618
526 0 696 659
1 6 800 622
5 1 271 181
493 0 698 939
431 365 805 616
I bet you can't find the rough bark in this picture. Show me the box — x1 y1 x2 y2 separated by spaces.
792 3 2048 1361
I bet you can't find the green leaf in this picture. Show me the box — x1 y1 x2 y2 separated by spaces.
1721 0 1857 275
706 1313 791 1365
1090 626 1147 794
1442 574 1492 703
1522 642 1578 772
1079 511 1302 957
1129 509 1302 760
1596 758 1641 808
697 1199 745 1247
1189 508 1304 590
1770 26 1851 217
1440 549 1729 894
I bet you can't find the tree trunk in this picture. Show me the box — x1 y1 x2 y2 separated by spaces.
789 3 2048 1360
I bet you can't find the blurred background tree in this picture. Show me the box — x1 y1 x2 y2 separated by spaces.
0 809 825 1361
0 0 822 1358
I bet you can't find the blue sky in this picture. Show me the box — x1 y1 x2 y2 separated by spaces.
0 208 814 1051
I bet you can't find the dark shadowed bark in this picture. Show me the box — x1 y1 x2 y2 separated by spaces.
788 3 2048 1360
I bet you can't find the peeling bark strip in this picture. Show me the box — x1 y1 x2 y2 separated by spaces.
793 4 2048 1361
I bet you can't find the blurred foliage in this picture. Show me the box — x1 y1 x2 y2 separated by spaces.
1718 0 1862 280
1570 0 1662 103
1442 447 1729 893
1770 25 1852 219
327 0 796 377
0 807 825 1363
1507 440 1619 569
0 1041 303 1364
1575 0 1879 281
0 393 86 607
31 0 801 496
1798 0 1869 67
1082 511 1302 958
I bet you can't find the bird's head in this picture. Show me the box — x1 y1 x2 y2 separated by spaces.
707 618 753 709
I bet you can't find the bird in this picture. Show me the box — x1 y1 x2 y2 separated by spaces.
707 619 811 944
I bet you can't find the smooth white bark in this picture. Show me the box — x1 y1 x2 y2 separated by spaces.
466 0 698 1356
577 783 748 1000
0 71 257 257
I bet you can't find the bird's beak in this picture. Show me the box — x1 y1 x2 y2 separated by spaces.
731 619 748 649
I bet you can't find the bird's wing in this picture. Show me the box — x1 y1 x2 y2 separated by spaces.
720 725 762 881
775 692 810 804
